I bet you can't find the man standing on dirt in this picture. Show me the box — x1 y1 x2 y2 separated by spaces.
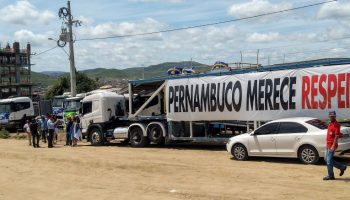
30 119 40 148
47 115 58 148
39 115 48 143
323 111 347 180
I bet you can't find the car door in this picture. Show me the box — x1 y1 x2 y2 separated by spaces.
275 122 308 156
81 101 93 133
248 122 279 156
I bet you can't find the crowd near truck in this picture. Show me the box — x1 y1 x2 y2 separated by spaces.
80 58 350 147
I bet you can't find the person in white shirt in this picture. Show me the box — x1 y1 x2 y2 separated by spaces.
47 115 58 148
23 120 31 146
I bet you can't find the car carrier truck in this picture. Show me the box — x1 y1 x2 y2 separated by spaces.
80 58 350 147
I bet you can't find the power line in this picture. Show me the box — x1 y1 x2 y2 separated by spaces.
76 0 337 41
34 46 58 56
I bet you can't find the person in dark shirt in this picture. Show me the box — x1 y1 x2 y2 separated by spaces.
30 118 40 148
65 117 73 146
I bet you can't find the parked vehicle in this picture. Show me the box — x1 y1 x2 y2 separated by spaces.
62 93 86 122
226 117 350 164
52 94 68 120
81 60 350 148
0 97 35 131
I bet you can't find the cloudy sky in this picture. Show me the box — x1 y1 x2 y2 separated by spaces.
1 0 350 72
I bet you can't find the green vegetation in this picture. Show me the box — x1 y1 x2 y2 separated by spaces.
44 72 99 99
0 129 10 139
31 71 56 87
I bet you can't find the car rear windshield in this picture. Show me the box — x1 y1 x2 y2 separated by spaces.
306 119 328 130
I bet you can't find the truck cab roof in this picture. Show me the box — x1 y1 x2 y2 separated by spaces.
82 91 125 102
0 97 32 103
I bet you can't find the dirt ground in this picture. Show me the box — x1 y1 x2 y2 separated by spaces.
0 136 350 200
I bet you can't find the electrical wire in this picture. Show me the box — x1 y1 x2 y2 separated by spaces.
76 0 337 41
34 46 58 56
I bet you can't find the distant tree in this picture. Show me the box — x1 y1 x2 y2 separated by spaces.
44 72 99 99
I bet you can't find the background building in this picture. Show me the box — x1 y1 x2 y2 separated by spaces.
0 42 32 99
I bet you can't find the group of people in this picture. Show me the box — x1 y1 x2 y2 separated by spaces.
23 114 81 148
64 116 81 147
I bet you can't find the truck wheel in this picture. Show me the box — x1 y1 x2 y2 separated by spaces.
147 124 165 145
130 127 149 148
90 128 104 146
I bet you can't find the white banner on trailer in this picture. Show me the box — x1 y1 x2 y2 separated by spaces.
166 64 350 121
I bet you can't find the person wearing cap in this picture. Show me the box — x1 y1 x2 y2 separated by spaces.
323 110 347 180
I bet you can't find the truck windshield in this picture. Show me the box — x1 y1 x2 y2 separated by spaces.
0 103 12 113
63 100 81 112
52 98 64 107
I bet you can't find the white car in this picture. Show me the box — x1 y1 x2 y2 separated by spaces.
226 117 350 164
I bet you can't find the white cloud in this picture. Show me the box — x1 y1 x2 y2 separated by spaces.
0 1 54 25
246 32 281 43
228 0 292 21
78 18 165 41
317 1 350 20
13 30 50 46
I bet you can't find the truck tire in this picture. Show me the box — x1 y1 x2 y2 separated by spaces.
130 126 149 148
147 124 165 145
89 128 104 146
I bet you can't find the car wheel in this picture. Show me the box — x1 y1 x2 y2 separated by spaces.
231 144 248 161
298 145 319 164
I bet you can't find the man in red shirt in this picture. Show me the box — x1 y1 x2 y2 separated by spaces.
323 111 347 180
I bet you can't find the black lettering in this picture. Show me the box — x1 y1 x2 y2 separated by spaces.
168 86 174 113
289 77 296 109
194 84 201 112
201 84 210 112
258 79 265 110
179 85 185 112
174 86 179 112
225 82 233 112
246 80 258 111
280 77 289 110
218 83 225 112
210 83 217 112
265 79 273 110
233 81 242 112
185 85 193 112
273 78 280 110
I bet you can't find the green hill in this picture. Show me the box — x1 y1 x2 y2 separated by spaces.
31 71 57 87
32 61 210 87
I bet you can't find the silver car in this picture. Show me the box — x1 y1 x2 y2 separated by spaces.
226 117 350 164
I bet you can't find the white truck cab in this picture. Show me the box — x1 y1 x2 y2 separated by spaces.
0 97 34 130
80 92 127 136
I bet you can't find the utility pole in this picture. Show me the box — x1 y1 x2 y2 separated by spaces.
67 1 77 97
55 1 81 97
257 49 260 66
